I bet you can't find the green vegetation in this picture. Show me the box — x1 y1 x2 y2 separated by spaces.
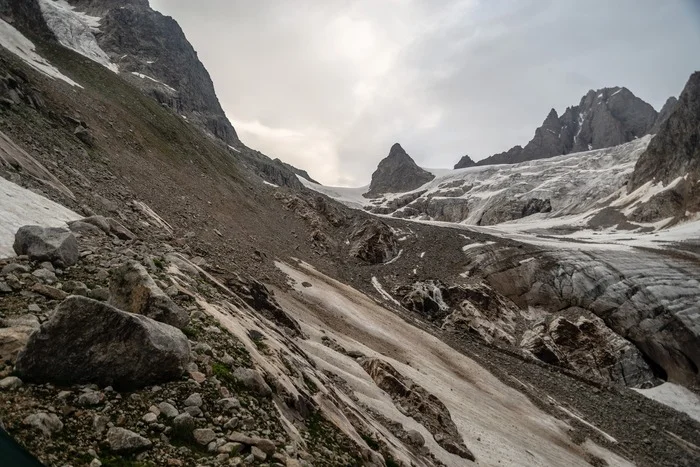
100 455 152 467
360 433 380 451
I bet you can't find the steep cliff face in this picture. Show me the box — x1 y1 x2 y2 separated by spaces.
475 87 660 166
65 0 238 145
364 143 435 198
628 72 700 218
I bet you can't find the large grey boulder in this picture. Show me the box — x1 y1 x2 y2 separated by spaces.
348 219 399 264
364 143 434 198
13 226 79 267
15 296 190 390
106 427 152 453
109 261 189 328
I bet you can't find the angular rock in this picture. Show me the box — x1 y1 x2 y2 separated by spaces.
193 428 216 446
158 402 179 418
106 427 152 454
108 261 189 328
171 413 196 440
30 283 68 300
233 367 272 396
0 376 23 390
13 226 79 268
23 412 63 437
15 296 190 390
183 392 203 407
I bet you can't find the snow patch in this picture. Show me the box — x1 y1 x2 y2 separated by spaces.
130 72 177 92
371 276 401 307
262 180 278 188
0 19 81 87
633 383 700 423
0 177 80 258
38 0 118 73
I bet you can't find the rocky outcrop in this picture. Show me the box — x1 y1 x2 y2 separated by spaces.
651 97 679 134
109 261 189 329
13 226 79 268
360 358 474 460
16 296 190 390
454 155 476 169
64 0 238 145
364 144 434 198
476 87 658 166
520 315 655 387
628 72 700 219
478 198 551 225
349 219 399 264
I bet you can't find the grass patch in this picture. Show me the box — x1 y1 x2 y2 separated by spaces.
181 326 199 339
303 374 319 395
385 456 401 467
360 433 380 451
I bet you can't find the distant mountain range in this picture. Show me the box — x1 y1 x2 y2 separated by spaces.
454 87 677 168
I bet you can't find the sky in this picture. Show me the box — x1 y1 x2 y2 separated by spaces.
149 0 700 187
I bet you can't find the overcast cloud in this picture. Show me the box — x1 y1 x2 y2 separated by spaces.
149 0 700 186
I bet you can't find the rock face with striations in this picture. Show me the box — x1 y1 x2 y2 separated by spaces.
475 87 661 166
65 0 238 145
364 144 434 198
628 72 700 221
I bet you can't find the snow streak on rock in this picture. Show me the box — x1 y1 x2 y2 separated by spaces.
38 0 119 73
0 18 81 87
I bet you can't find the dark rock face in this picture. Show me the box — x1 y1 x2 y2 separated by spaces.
15 296 190 390
108 261 189 329
520 316 655 387
453 155 476 169
651 96 679 134
521 198 552 217
348 219 399 264
66 0 238 145
364 144 434 198
630 72 700 198
360 358 474 461
0 0 55 40
13 226 79 268
477 87 658 166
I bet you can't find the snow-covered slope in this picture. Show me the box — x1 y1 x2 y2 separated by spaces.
0 177 80 258
0 18 81 87
38 0 118 73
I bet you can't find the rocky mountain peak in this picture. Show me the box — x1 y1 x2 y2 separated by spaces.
454 154 476 169
364 144 435 198
651 96 679 134
472 86 662 167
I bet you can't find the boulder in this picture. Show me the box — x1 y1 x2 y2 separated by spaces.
23 413 63 437
108 261 189 328
106 427 152 454
15 296 190 390
233 367 272 396
13 226 79 268
349 219 399 264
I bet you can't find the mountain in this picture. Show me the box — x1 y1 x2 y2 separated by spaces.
474 87 663 166
0 3 699 466
39 0 238 145
628 72 700 220
453 154 476 169
364 143 435 198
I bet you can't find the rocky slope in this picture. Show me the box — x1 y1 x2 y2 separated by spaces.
628 72 700 221
474 86 666 166
364 143 435 198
